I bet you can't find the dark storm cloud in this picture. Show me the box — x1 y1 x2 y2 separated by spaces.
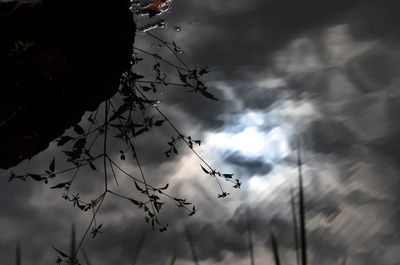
346 190 389 205
4 0 400 264
345 47 400 93
183 0 400 75
346 1 400 42
0 176 84 264
306 226 347 265
165 0 366 76
71 0 400 263
162 83 227 129
225 153 272 177
220 79 285 110
302 119 357 156
305 191 342 223
368 96 400 168
86 214 250 264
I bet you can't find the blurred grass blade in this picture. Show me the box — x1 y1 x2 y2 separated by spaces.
16 242 21 265
70 224 77 265
169 250 179 265
297 141 307 265
131 232 146 265
340 254 347 265
290 185 300 265
246 214 255 265
185 228 199 265
80 247 92 265
270 233 281 265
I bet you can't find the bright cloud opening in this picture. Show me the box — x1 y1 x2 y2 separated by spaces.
206 111 291 164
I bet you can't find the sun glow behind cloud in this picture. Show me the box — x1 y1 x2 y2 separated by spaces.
205 111 291 164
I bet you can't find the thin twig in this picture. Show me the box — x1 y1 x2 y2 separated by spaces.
73 193 106 261
136 80 189 87
133 46 188 72
135 87 229 193
146 32 190 70
108 157 119 186
104 101 109 191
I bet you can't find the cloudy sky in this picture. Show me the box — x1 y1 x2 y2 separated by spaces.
2 0 400 264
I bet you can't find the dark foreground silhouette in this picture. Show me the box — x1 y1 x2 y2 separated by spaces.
0 0 135 169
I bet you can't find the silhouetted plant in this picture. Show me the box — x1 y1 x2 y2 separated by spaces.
7 40 35 56
185 228 200 265
7 31 241 264
270 233 281 265
246 214 255 265
269 143 308 265
15 242 21 265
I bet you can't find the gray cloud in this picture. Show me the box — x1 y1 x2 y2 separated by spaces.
225 153 272 177
3 0 400 264
302 119 357 156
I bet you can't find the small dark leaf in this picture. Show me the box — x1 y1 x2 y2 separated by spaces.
178 71 187 83
131 73 145 80
56 136 74 146
141 86 152 92
8 172 16 182
73 125 85 135
77 202 87 211
49 157 55 172
233 179 242 189
91 224 103 238
218 192 230 198
50 181 71 189
28 174 44 181
222 174 234 179
89 162 97 171
154 120 164 126
200 165 210 174
200 89 218 101
189 206 196 216
134 181 144 193
53 247 69 258
73 138 86 151
159 183 169 190
199 67 209 76
134 128 147 137
109 103 129 122
129 199 140 206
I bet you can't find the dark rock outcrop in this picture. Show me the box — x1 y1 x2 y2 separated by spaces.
0 0 135 169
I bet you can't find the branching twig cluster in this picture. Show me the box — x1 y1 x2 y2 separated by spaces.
8 32 241 264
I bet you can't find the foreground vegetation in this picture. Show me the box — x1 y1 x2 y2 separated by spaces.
14 145 309 265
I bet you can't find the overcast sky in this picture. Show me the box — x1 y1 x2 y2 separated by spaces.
2 0 400 264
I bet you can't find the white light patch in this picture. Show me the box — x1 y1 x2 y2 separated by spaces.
206 112 290 163
256 77 287 89
229 126 268 157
